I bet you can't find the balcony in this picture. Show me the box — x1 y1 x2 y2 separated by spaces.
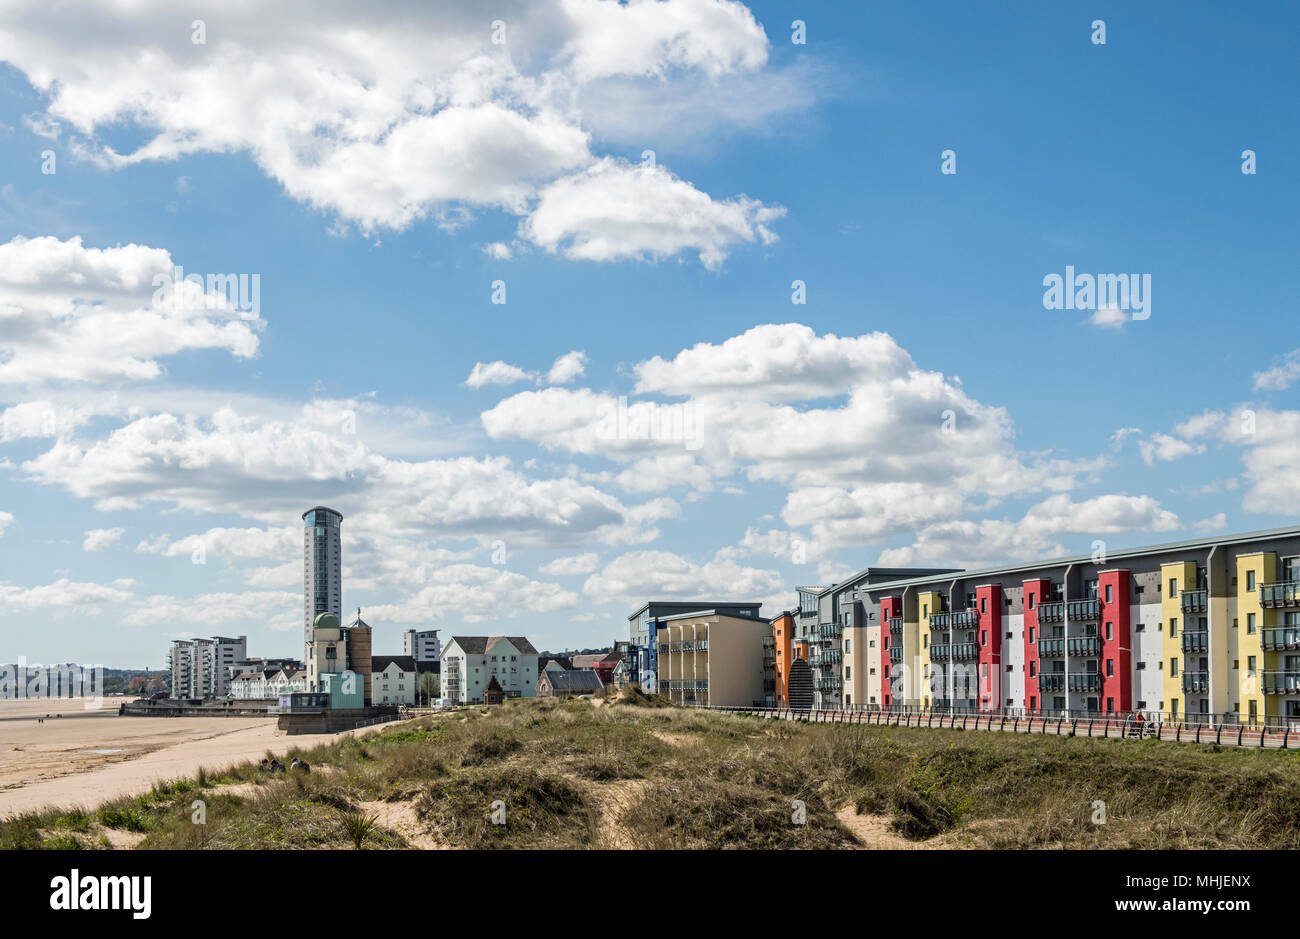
818 650 843 665
1038 601 1064 623
951 642 978 660
1262 627 1300 651
951 610 977 628
1262 672 1300 695
931 644 951 661
1261 582 1300 609
1181 672 1209 694
1067 598 1100 621
1180 589 1208 614
1038 673 1065 692
818 624 843 640
1038 638 1065 657
815 678 842 692
889 646 903 663
1067 636 1100 657
887 617 903 634
1181 631 1208 654
928 612 951 628
1068 673 1102 693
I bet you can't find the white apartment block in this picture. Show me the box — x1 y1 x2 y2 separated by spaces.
168 636 247 698
441 636 538 704
403 629 441 665
230 666 309 700
371 655 418 705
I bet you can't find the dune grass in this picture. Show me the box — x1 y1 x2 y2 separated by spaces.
3 696 1299 849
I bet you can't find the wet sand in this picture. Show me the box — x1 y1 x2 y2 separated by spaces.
0 697 370 816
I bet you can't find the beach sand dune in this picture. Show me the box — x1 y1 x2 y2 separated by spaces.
0 698 369 816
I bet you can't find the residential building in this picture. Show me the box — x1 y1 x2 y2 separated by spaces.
303 506 343 643
230 666 309 700
628 601 764 692
537 667 605 698
371 655 418 705
403 629 441 669
655 610 773 707
816 526 1300 727
441 636 539 704
571 650 622 684
796 567 963 710
167 635 247 699
770 609 795 706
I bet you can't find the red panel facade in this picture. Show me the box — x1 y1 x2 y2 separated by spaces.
881 597 902 709
1098 570 1132 713
1022 578 1050 714
975 585 1004 711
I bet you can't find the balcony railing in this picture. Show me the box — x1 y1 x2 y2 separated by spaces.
1067 636 1100 657
1262 627 1300 651
1261 582 1300 609
951 610 977 628
929 612 951 628
818 624 843 639
932 644 951 661
889 646 903 662
1038 601 1064 623
1180 589 1208 614
1262 671 1300 695
1181 631 1208 653
1068 673 1102 693
1067 598 1100 621
951 642 978 660
1038 638 1065 657
1038 673 1065 692
1181 672 1209 694
818 650 843 665
887 617 903 633
815 678 842 692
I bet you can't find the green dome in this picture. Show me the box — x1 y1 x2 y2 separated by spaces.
313 612 341 630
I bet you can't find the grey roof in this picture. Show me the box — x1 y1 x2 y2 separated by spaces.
843 524 1300 596
657 609 771 624
371 655 417 673
542 668 605 693
812 567 963 599
626 600 763 621
448 636 539 656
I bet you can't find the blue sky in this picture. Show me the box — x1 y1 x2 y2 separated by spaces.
0 0 1297 667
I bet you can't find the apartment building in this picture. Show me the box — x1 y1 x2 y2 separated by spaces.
627 600 763 691
796 567 961 710
370 655 418 705
167 635 247 698
230 666 308 700
821 526 1300 727
770 609 795 706
441 636 538 704
655 610 774 707
402 629 441 669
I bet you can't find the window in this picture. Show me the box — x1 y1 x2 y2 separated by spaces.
1170 617 1178 638
1029 662 1036 677
981 630 987 647
1137 661 1145 670
844 639 851 653
1029 592 1036 610
1029 626 1036 644
1170 657 1179 677
1247 613 1256 634
1247 571 1256 591
1169 578 1178 598
1106 659 1114 677
981 598 987 613
1247 656 1256 675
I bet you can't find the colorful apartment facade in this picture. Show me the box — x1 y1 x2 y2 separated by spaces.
797 527 1300 727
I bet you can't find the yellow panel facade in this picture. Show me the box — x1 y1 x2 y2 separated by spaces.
918 590 942 707
1236 553 1274 723
1160 561 1196 718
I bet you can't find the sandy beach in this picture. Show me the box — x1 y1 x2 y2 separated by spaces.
0 697 374 816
